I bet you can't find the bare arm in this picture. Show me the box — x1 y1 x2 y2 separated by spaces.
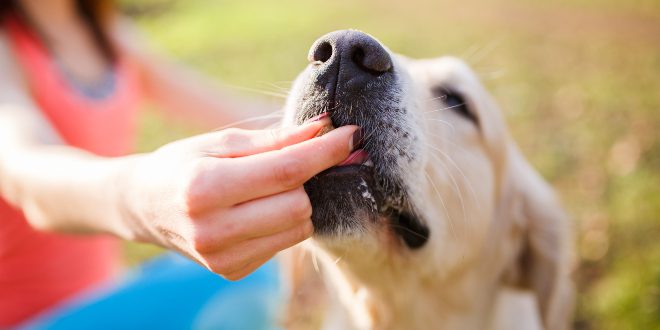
0 31 134 236
0 32 358 280
110 17 280 130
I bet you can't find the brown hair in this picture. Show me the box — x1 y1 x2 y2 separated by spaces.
0 0 116 62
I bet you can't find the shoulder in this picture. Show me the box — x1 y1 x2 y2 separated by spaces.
0 29 31 106
0 29 62 145
0 29 16 67
0 29 19 82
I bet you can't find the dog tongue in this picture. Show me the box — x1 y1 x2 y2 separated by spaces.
338 149 369 166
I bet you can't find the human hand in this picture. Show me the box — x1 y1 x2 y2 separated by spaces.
118 118 358 280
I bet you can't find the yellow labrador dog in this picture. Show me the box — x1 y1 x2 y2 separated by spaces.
280 30 574 330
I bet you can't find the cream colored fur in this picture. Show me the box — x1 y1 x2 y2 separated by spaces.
281 56 574 330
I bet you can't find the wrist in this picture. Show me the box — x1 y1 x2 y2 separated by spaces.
106 154 150 241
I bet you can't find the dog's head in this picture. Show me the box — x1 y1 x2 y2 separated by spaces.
283 30 572 328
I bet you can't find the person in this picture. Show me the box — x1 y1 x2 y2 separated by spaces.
0 0 359 327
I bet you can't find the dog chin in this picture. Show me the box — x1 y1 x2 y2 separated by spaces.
309 223 393 263
304 164 381 233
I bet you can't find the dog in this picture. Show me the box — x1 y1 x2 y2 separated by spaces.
280 30 574 330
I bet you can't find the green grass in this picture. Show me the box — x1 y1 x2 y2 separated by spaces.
120 0 660 328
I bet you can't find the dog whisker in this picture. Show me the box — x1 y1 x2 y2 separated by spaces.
360 123 380 153
425 144 481 212
425 118 456 132
424 131 481 166
212 112 284 131
426 150 469 228
385 222 431 241
228 84 290 99
422 102 467 114
463 38 503 67
462 42 485 63
255 80 293 93
424 95 448 102
311 248 320 274
424 171 456 238
474 67 507 81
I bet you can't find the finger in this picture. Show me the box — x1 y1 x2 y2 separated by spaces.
200 125 359 206
196 188 311 251
194 117 332 158
208 221 313 275
222 255 274 281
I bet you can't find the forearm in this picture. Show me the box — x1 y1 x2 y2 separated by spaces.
0 144 138 239
142 58 281 130
111 16 280 130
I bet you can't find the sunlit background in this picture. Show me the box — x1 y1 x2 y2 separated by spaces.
117 0 660 328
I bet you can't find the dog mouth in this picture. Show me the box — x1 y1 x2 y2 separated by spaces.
291 30 430 249
301 112 429 249
309 113 374 168
302 113 381 214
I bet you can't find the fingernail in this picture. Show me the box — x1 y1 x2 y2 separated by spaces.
317 115 333 128
349 128 364 151
308 112 329 122
308 113 334 137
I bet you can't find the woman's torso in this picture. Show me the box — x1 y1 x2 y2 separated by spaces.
0 13 142 326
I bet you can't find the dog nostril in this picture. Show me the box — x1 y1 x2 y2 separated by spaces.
307 31 393 94
351 45 392 75
311 41 333 63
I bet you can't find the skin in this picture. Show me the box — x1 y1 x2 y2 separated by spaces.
0 0 359 280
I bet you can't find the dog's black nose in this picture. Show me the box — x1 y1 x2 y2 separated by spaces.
308 30 393 95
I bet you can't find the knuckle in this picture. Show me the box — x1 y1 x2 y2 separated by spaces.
288 192 312 220
268 129 280 145
224 272 247 282
272 159 306 188
182 160 231 215
217 219 240 243
217 128 248 151
196 219 239 254
182 192 200 218
298 221 314 240
218 128 242 142
181 160 211 215
192 230 216 254
208 254 235 275
182 188 202 217
303 220 314 236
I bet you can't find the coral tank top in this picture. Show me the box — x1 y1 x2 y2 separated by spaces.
0 14 141 326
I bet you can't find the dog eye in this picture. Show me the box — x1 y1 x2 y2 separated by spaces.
433 88 478 125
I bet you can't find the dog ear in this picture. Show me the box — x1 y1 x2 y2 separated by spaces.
503 151 575 330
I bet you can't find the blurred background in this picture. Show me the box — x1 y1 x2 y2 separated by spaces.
117 0 660 328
